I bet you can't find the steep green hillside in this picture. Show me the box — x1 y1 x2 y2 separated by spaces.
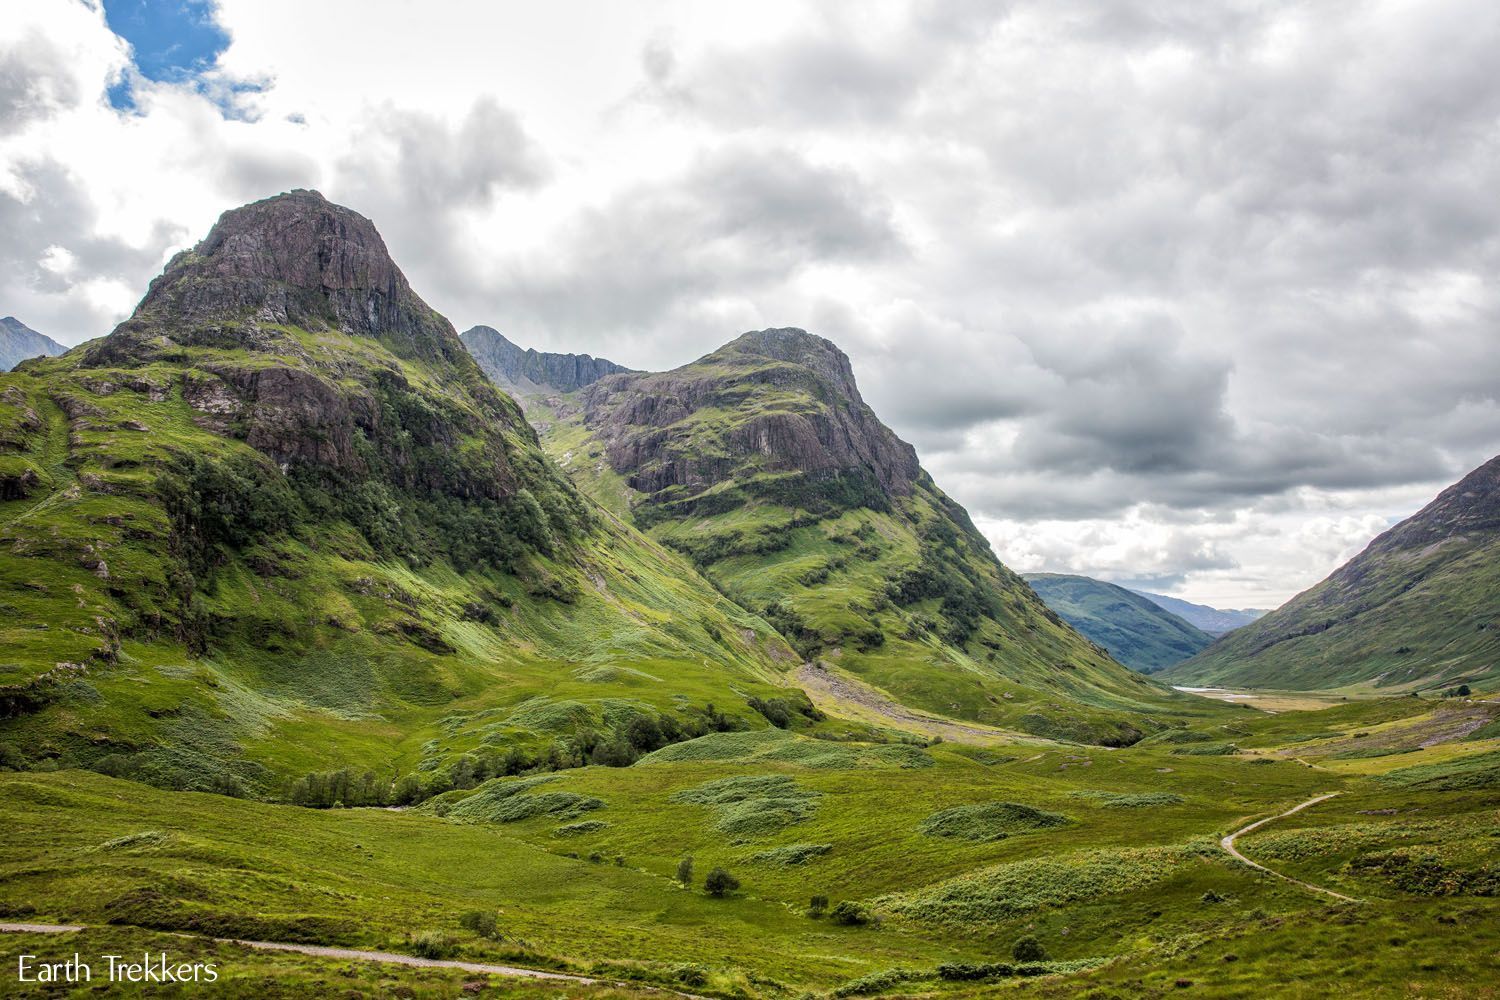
1024 573 1213 672
527 328 1207 745
1165 454 1500 692
0 192 802 797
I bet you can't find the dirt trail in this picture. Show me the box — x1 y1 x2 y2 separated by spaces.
1220 792 1361 903
794 662 1015 744
0 923 699 995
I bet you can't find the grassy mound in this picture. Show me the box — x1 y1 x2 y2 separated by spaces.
881 840 1217 923
637 730 933 770
747 843 833 866
1376 749 1500 791
444 776 604 824
917 802 1071 842
671 775 820 839
1069 791 1185 809
553 820 610 837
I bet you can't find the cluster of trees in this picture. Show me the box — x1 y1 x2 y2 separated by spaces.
746 693 825 729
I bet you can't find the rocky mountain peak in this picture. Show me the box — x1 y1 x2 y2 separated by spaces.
579 326 920 508
85 190 466 367
712 328 863 403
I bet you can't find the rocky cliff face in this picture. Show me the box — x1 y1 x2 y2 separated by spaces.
1166 453 1500 691
1 317 66 371
462 326 632 394
580 328 920 509
86 189 467 369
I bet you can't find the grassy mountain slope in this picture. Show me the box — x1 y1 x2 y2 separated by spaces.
0 191 805 797
1024 573 1213 672
1165 453 1500 692
1132 590 1267 636
519 328 1212 745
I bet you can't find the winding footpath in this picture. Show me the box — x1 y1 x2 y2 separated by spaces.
1220 792 1361 903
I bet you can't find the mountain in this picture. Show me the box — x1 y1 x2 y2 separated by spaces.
0 190 798 795
462 325 633 394
1023 574 1213 672
1130 591 1268 637
533 327 1203 745
0 316 66 370
1164 453 1500 692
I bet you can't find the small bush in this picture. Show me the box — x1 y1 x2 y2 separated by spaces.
677 856 694 885
1011 935 1048 962
458 910 498 939
410 931 457 959
830 900 872 926
808 894 829 918
1201 889 1227 904
705 867 741 897
672 963 710 987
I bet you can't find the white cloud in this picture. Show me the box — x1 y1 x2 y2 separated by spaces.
1 0 1497 606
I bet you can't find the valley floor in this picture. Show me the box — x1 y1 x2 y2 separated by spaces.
2 694 1496 999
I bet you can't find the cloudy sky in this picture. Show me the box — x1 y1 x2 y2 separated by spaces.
4 1 1498 607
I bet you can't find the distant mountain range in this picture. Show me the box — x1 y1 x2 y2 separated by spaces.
461 325 633 394
1164 453 1500 692
0 316 66 370
1024 574 1213 672
1130 591 1268 637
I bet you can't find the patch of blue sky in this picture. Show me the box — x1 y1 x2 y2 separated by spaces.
103 0 262 116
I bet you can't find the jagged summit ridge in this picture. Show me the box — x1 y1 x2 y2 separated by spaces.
462 325 634 394
87 190 465 367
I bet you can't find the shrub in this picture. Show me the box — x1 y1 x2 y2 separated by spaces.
808 895 829 918
1201 889 1227 904
704 867 740 897
409 931 457 959
1011 935 1048 962
672 964 710 987
829 900 871 926
458 910 498 939
677 856 694 885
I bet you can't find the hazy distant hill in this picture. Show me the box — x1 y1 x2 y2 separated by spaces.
461 325 633 394
1131 591 1268 637
1025 574 1214 672
0 316 66 370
